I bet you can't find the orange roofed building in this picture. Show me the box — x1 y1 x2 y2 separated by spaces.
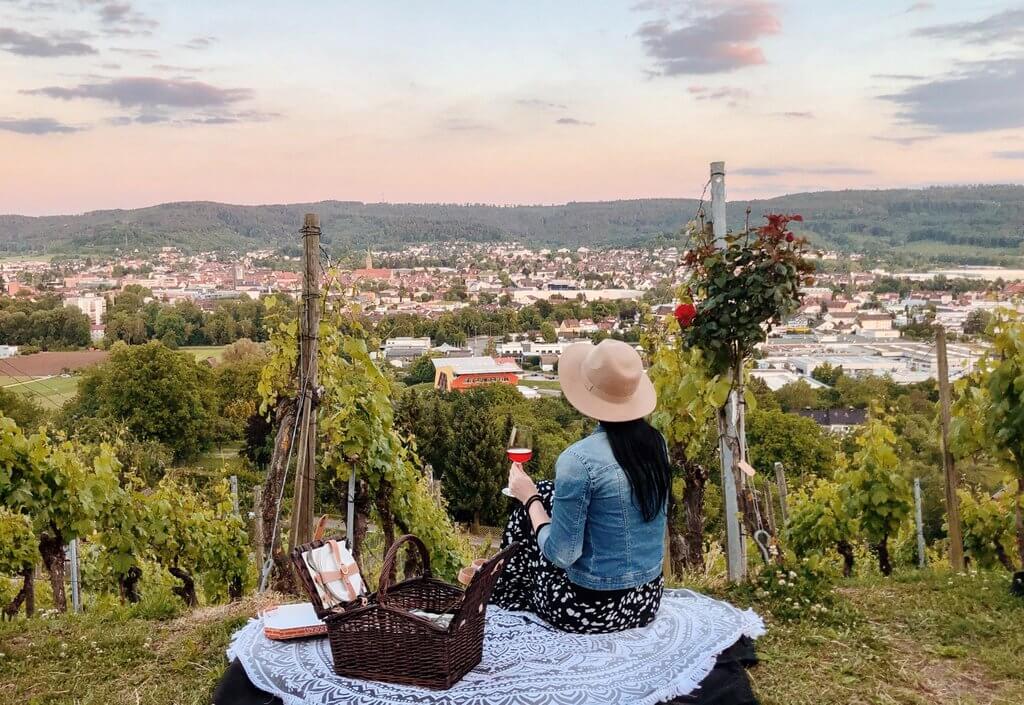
352 248 392 281
432 356 523 392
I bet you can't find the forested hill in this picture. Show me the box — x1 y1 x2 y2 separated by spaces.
2 184 1023 263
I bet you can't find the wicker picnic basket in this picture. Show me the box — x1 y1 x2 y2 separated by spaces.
291 534 519 689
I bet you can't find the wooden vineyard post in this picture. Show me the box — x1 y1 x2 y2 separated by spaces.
914 478 927 568
710 160 746 582
68 539 81 613
936 327 965 571
289 213 322 553
253 486 264 571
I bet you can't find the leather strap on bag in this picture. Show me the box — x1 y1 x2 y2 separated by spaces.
325 539 360 602
308 540 362 605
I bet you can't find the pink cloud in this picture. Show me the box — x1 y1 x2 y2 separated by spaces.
636 1 780 75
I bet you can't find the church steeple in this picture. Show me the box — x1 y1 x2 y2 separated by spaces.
365 248 373 270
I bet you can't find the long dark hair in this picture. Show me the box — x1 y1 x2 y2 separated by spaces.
602 419 671 522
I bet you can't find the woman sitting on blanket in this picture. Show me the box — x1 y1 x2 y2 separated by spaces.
490 339 669 634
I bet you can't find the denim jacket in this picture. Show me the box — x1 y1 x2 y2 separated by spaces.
536 427 666 590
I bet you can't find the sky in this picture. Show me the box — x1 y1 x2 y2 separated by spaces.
0 0 1022 215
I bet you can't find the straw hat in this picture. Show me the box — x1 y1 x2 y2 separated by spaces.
557 339 656 422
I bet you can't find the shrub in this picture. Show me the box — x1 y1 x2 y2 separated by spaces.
734 556 835 622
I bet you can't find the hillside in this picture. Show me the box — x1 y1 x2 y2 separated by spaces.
2 185 1023 263
1 571 1021 704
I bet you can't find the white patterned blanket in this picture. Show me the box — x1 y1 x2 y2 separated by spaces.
227 588 764 705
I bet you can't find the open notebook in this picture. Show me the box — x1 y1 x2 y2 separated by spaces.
262 603 327 641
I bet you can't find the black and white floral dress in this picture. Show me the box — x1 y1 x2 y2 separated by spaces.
491 480 664 634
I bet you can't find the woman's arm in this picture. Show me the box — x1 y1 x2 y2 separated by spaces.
508 453 592 568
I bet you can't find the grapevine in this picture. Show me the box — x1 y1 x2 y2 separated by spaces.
786 477 858 577
841 412 911 576
260 297 467 581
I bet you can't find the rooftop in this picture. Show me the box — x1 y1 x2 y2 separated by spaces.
431 356 522 375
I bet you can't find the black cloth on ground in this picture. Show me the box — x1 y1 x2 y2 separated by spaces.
211 636 759 705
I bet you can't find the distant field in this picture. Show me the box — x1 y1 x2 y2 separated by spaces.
0 254 52 263
0 350 107 376
182 345 227 362
0 374 80 409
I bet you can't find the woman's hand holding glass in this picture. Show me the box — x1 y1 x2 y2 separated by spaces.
507 461 538 504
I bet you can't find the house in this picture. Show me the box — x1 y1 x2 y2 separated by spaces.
381 337 432 362
749 368 829 391
6 281 35 297
431 343 472 357
65 293 107 326
855 313 900 339
795 408 868 433
558 319 581 336
432 356 523 391
353 268 393 281
823 311 858 325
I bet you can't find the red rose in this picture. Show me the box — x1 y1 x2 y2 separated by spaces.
785 233 795 243
674 303 697 328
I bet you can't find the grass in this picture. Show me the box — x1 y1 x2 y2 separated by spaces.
743 570 1024 705
2 568 1021 704
190 444 246 475
519 379 561 391
0 594 262 705
0 375 80 410
181 346 227 363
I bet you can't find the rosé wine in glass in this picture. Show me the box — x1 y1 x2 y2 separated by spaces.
507 447 533 464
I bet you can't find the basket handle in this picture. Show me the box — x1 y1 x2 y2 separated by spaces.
377 534 432 605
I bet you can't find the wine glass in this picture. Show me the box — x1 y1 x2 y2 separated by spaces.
502 426 533 497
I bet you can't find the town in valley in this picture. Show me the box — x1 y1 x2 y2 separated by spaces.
1 237 1013 433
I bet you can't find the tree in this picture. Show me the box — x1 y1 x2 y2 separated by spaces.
403 353 438 385
213 347 267 440
835 374 893 409
221 337 266 364
775 380 821 411
439 395 508 530
811 363 844 386
962 309 992 337
62 341 219 462
0 387 45 430
0 295 91 350
746 409 836 479
104 310 148 345
787 478 857 576
154 309 187 348
540 322 557 343
746 376 780 411
842 414 912 575
105 284 152 319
